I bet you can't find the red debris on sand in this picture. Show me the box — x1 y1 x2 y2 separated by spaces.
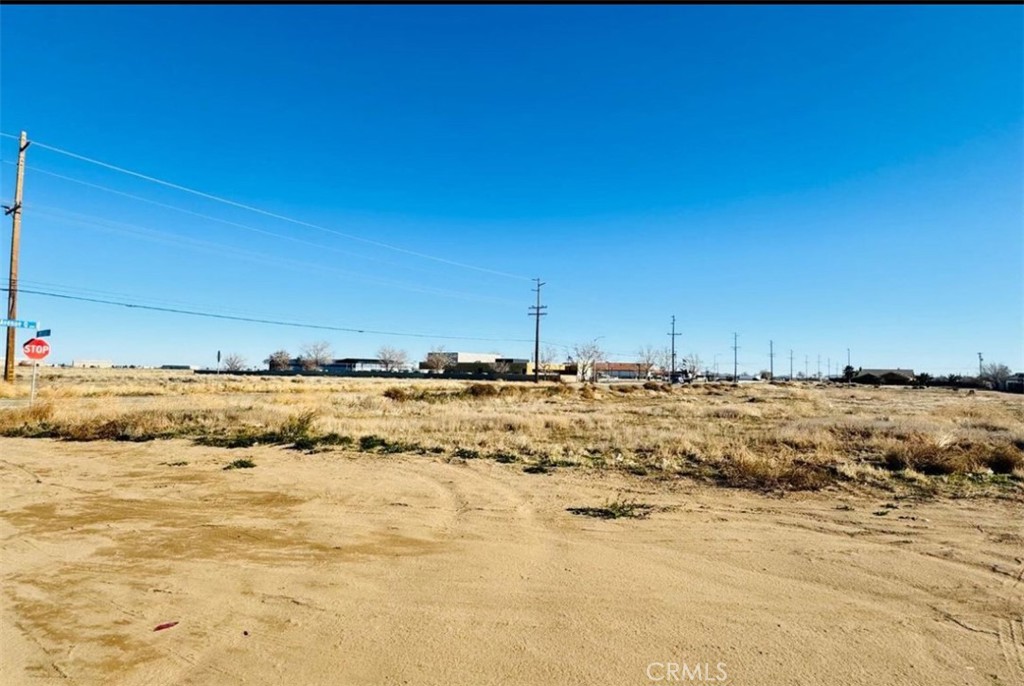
153 621 179 632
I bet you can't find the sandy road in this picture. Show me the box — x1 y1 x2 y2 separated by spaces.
1 438 1022 685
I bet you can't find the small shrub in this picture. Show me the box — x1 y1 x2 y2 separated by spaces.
986 445 1024 475
567 497 654 520
359 435 389 451
223 459 256 470
491 452 517 464
278 410 318 441
383 387 410 402
291 433 353 452
196 433 261 449
719 454 832 491
358 434 420 454
453 447 481 459
464 383 500 398
882 442 974 476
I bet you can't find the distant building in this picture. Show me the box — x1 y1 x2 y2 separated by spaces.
420 352 499 373
72 360 113 368
1004 373 1023 394
160 364 193 370
595 361 647 380
495 358 530 375
324 358 387 373
286 358 387 373
852 368 915 385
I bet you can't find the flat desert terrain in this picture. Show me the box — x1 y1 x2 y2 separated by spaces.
1 371 1022 685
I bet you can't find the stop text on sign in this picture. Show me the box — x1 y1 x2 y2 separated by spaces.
23 338 50 360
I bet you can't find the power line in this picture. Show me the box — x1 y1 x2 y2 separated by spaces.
8 162 462 281
0 132 531 281
6 277 639 358
25 204 521 307
13 277 295 317
2 286 539 344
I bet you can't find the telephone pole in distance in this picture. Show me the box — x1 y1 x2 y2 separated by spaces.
668 315 680 378
529 278 547 383
732 332 739 385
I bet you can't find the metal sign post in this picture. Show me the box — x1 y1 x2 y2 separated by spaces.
22 336 50 405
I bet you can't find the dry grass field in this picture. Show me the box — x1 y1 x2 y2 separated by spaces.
2 368 1022 495
2 368 1023 685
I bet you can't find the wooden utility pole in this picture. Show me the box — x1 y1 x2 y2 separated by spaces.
769 340 774 381
732 332 739 385
668 315 680 379
4 131 28 384
529 278 546 382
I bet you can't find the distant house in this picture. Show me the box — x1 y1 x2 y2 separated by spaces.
595 362 647 380
326 358 387 373
287 358 386 373
1005 373 1024 394
852 368 915 385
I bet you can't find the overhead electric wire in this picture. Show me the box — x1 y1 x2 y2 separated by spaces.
12 277 298 319
24 203 522 307
5 161 457 281
0 132 531 281
2 286 539 344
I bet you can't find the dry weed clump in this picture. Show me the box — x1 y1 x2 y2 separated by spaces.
881 436 1023 476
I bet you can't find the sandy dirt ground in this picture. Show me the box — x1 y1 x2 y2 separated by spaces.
1 438 1022 686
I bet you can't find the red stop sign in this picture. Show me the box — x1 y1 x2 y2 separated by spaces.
23 338 50 360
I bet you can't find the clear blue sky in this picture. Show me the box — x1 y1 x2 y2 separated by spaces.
1 5 1021 375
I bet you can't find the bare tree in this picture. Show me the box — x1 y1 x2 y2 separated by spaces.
299 341 333 371
636 345 660 379
654 346 673 376
377 345 408 372
223 353 246 372
573 340 605 383
980 362 1012 389
264 350 292 371
542 346 560 366
424 346 454 373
